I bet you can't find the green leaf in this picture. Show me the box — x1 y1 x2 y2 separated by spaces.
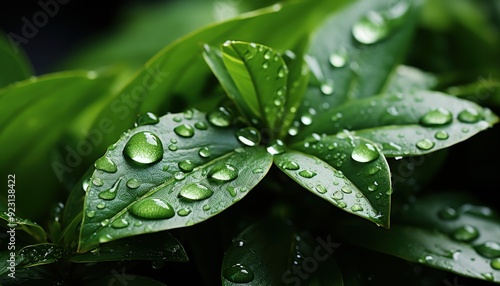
78 110 273 252
222 219 343 285
69 231 187 263
0 243 65 275
278 132 391 227
0 33 32 88
88 0 351 160
383 65 438 93
335 192 500 283
0 212 47 243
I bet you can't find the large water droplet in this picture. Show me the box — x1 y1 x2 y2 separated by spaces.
207 108 231 127
126 178 141 189
179 183 214 201
208 164 239 182
416 138 435 150
174 124 195 138
351 143 379 163
129 198 175 220
420 108 453 126
98 179 121 200
111 218 129 229
458 108 482 123
95 156 117 173
329 48 348 68
475 241 500 258
178 160 195 173
198 147 211 158
281 161 300 170
451 225 479 242
135 112 159 126
298 170 316 178
236 127 261 147
266 139 286 155
491 258 500 270
124 131 164 164
223 263 254 283
438 207 459 220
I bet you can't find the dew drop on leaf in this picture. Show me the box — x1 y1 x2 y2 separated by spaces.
341 186 352 194
95 156 118 173
174 124 195 138
458 108 482 123
96 202 106 209
236 127 261 147
223 263 255 283
126 178 141 189
92 177 103 187
315 185 327 194
298 170 316 178
451 225 479 242
135 112 159 126
194 121 208 130
491 258 500 270
177 208 192 216
111 218 129 229
124 131 164 164
329 48 348 68
266 139 286 155
481 272 494 281
179 183 214 201
86 210 95 218
168 144 178 151
129 198 175 220
320 79 335 95
438 207 459 220
198 147 211 158
178 160 195 173
351 143 379 163
434 130 449 140
281 160 300 170
475 241 500 258
207 109 231 127
350 204 363 212
420 108 453 126
98 179 121 200
416 138 435 150
208 164 239 182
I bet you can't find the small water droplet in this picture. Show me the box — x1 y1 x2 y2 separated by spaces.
252 168 264 174
458 108 482 123
172 116 182 123
332 191 343 200
298 170 316 178
416 138 435 150
98 179 121 200
96 202 106 209
194 121 208 130
341 186 352 194
99 234 113 243
451 225 479 242
174 124 195 138
481 272 494 281
366 166 381 176
124 131 164 164
207 108 232 127
95 156 117 173
134 221 143 227
208 164 239 182
266 140 286 155
236 127 261 146
129 198 175 219
438 207 459 220
101 219 110 226
281 161 300 170
351 204 363 212
277 66 287 78
179 183 213 201
420 108 453 126
202 204 211 211
368 181 378 192
351 143 380 163
262 61 269 69
170 138 178 144
223 263 254 283
177 208 192 216
461 127 470 133
227 186 237 197
315 185 327 194
198 147 211 158
244 43 257 60
174 172 186 181
434 130 449 140
86 210 95 218
178 160 195 173
135 112 159 126
490 257 500 270
111 218 129 229
337 201 347 208
92 177 103 187
126 178 141 189
329 48 348 68
475 241 500 258
320 79 334 95
168 144 178 151
300 114 313 125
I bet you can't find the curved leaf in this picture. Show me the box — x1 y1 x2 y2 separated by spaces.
336 192 500 283
383 65 437 93
222 219 343 285
0 243 65 275
0 212 46 243
79 110 273 252
0 33 32 88
279 132 391 227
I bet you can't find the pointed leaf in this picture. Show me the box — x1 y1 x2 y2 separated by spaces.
222 219 343 285
0 212 46 243
70 232 187 263
0 33 32 88
276 132 391 227
0 243 65 275
383 65 437 93
79 110 273 252
336 192 500 283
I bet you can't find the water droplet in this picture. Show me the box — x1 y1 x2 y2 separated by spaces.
177 208 192 216
198 147 211 158
207 108 231 127
263 49 273 60
202 204 211 211
458 108 482 123
223 263 254 283
135 112 159 126
99 234 113 243
368 181 378 192
227 186 237 197
244 43 257 60
451 225 479 242
491 258 500 270
298 170 316 178
96 202 106 209
438 207 458 220
126 178 141 189
98 179 121 200
170 138 178 144
262 61 269 69
462 127 469 133
315 185 327 194
332 191 343 200
173 116 182 123
236 127 261 146
174 172 186 181
252 168 264 174
92 177 103 187
95 156 117 173
281 161 300 170
277 66 287 78
129 198 175 219
420 108 452 126
337 201 347 208
86 210 95 218
101 219 110 226
208 164 239 182
300 114 313 125
481 272 494 281
111 218 129 229
351 143 380 163
124 131 164 164
351 204 363 212
168 144 178 151
134 221 143 227
174 124 195 138
178 160 195 173
416 138 435 150
179 183 213 201
434 130 449 140
266 139 285 155
341 186 352 194
195 121 208 130
320 79 334 95
366 166 381 176
329 48 348 68
475 241 500 258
